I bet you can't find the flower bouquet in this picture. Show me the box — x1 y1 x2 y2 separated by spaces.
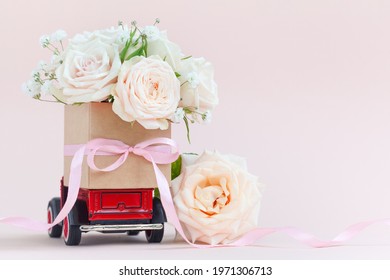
23 20 218 138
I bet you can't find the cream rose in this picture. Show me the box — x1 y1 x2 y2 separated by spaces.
54 31 122 104
112 55 180 130
178 57 218 115
171 151 264 245
142 26 182 71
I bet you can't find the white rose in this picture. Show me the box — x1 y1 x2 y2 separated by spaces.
71 25 132 47
112 55 180 130
54 31 121 104
171 151 264 245
143 26 182 70
178 57 218 115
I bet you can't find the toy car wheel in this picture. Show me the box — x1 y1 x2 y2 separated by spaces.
47 198 62 238
145 197 165 243
63 213 81 246
126 230 140 236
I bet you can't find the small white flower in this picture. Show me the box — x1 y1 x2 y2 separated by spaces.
39 34 50 47
30 69 40 79
116 28 130 43
40 80 54 97
143 25 160 41
186 71 200 89
22 80 41 98
50 29 67 42
171 108 185 123
37 60 46 68
191 111 199 122
50 53 63 67
47 54 64 72
203 111 212 123
36 60 49 73
21 82 30 96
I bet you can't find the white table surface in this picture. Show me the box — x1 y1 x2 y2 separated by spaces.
1 224 390 260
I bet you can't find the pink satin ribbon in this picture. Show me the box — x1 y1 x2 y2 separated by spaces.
0 138 179 232
1 137 390 248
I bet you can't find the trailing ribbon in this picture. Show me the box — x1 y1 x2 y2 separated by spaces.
1 137 390 248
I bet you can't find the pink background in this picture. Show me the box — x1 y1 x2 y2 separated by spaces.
1 0 390 259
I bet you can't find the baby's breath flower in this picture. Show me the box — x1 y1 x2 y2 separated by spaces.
21 82 29 96
186 71 200 89
116 28 130 43
31 69 40 78
31 70 43 84
191 111 199 122
202 111 212 123
50 53 63 67
39 34 50 48
38 60 46 67
50 29 67 42
22 80 41 98
143 25 160 41
171 107 185 123
36 60 49 72
40 80 54 97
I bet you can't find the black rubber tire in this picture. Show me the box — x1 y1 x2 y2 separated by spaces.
126 230 140 236
47 198 62 238
145 197 165 243
63 212 81 246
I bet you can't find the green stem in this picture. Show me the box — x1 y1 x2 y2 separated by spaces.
181 55 192 60
37 98 62 104
183 116 191 144
52 95 67 104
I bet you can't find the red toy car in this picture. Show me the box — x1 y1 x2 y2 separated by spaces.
47 178 166 246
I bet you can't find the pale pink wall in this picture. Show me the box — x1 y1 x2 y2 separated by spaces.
1 0 390 239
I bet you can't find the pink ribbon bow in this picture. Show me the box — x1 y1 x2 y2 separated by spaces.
2 137 390 248
0 137 180 232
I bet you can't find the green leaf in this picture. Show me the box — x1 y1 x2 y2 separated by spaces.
107 95 115 103
153 188 160 199
119 27 139 62
183 116 191 144
183 107 195 114
129 28 137 42
133 36 140 46
125 45 144 61
171 155 182 181
175 72 181 78
119 40 131 63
